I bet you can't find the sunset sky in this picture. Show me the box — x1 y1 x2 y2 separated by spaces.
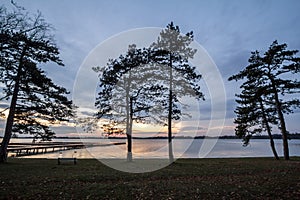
0 0 300 137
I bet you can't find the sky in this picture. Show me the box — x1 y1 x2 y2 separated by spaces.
1 0 300 137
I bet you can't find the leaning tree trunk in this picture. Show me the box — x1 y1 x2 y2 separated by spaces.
270 79 289 160
0 79 20 162
274 99 289 160
0 52 26 162
259 99 279 160
168 54 174 163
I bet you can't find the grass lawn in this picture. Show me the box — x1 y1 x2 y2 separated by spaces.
0 157 299 199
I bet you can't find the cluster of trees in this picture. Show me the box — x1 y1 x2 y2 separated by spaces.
93 23 204 162
95 28 300 162
229 40 300 160
0 3 75 162
1 2 299 164
0 3 203 163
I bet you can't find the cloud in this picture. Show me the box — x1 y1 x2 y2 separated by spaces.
0 102 9 109
50 125 77 136
226 98 237 119
0 118 5 137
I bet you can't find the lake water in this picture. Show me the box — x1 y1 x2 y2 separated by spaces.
11 138 300 159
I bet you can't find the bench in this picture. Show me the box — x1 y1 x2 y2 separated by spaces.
57 157 77 165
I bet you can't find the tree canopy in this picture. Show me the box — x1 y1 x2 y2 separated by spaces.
0 3 75 162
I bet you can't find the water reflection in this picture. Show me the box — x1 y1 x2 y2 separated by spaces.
17 138 300 159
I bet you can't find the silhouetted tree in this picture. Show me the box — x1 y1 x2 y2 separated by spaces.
0 4 75 162
229 51 279 159
229 41 300 160
93 45 166 161
150 22 204 162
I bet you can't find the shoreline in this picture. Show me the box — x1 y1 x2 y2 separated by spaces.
3 133 300 140
7 156 300 160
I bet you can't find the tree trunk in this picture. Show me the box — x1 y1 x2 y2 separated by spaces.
259 99 279 160
269 78 289 160
125 72 133 162
126 134 132 162
275 99 289 160
168 54 174 163
0 85 20 162
0 47 26 163
127 97 133 162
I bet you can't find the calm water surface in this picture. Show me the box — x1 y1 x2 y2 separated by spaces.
11 138 300 159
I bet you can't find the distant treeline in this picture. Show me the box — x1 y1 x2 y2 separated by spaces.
108 134 300 140
219 133 300 140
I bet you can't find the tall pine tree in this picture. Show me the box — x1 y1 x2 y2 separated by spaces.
0 4 75 162
150 22 204 162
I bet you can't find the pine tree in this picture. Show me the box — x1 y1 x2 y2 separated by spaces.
229 51 279 159
0 4 75 162
93 45 165 161
150 22 204 162
229 41 300 160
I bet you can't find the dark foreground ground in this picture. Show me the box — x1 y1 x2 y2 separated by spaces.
0 157 299 199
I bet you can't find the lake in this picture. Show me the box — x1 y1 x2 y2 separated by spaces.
12 138 300 159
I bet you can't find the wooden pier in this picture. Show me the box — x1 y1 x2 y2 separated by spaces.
7 142 125 157
7 142 85 157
